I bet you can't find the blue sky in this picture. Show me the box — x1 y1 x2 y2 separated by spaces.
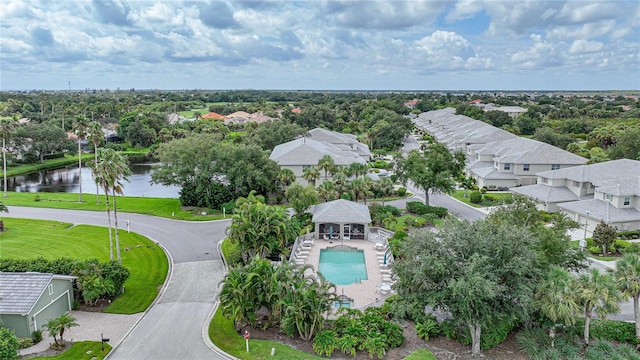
1 0 639 91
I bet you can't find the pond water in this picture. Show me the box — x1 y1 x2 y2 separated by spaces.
4 161 180 198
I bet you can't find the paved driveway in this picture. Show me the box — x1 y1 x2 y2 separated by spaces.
6 206 233 360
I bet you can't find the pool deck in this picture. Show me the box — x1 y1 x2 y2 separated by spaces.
294 237 394 309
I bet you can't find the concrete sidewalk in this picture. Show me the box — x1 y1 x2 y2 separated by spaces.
18 311 142 357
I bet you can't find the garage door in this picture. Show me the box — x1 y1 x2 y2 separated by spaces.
33 291 72 331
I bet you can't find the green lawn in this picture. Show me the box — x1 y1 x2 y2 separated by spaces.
403 349 437 360
5 155 95 177
209 308 322 360
451 190 513 208
0 218 168 314
29 341 111 360
0 191 224 221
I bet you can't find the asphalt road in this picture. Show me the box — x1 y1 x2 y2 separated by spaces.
6 206 233 360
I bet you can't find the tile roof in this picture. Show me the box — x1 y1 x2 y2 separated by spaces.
312 199 372 223
511 184 581 203
0 273 73 314
202 112 225 119
269 137 366 166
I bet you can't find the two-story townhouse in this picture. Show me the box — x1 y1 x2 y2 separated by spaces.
511 159 640 232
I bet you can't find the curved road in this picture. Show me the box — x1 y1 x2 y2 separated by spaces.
7 206 233 360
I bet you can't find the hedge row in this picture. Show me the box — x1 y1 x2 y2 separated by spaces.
406 201 448 218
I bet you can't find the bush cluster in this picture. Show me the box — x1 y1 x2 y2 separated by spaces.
573 318 637 344
406 201 448 218
441 318 518 350
313 307 405 359
469 190 483 204
0 257 129 306
396 187 407 197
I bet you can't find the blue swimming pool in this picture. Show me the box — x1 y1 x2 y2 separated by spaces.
318 247 368 285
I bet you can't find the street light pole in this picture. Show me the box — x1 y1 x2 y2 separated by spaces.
581 210 590 251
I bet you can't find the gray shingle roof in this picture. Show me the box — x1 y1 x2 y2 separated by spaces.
0 273 66 314
511 184 581 203
597 177 640 196
312 199 372 223
557 199 640 223
476 137 587 165
536 159 640 185
269 137 366 166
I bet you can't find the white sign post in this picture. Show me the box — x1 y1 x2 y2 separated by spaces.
244 331 250 352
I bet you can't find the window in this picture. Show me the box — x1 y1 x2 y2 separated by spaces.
624 196 631 206
503 163 511 170
523 164 530 171
605 194 612 201
541 178 548 184
573 181 580 187
302 165 311 171
48 284 53 295
551 164 560 170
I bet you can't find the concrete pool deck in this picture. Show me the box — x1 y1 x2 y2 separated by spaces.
295 237 394 309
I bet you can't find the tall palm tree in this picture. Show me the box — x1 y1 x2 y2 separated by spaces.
612 253 640 341
302 167 320 187
575 268 621 345
317 155 335 180
92 149 130 262
73 117 89 203
350 178 370 203
376 177 394 206
349 162 369 179
534 266 580 348
105 150 131 264
0 117 17 198
87 121 105 204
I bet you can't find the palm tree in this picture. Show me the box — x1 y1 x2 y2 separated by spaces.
92 148 130 262
376 177 394 206
87 121 105 204
105 150 131 264
317 155 335 180
612 253 640 341
44 313 79 346
349 162 369 179
278 168 296 192
350 178 370 203
575 268 621 345
302 167 320 187
535 266 580 348
73 117 89 203
317 181 338 202
0 117 17 198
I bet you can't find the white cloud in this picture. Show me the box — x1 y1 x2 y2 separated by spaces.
568 39 604 54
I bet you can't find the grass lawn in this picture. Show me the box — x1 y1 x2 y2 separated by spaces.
451 190 513 208
29 341 111 360
0 191 224 221
209 308 322 360
5 155 95 177
403 349 437 360
0 218 168 314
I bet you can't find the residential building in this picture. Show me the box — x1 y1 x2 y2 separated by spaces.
511 159 640 232
0 272 76 338
413 108 587 189
269 128 371 186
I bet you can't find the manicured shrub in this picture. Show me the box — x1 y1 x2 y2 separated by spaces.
32 330 42 344
17 337 33 349
480 187 487 194
0 327 18 360
573 318 636 344
483 194 496 202
406 201 447 218
469 190 482 204
588 246 602 255
396 187 407 197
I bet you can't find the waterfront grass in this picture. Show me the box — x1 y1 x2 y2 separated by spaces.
29 341 111 359
209 307 322 360
6 154 95 177
0 191 223 221
0 218 168 314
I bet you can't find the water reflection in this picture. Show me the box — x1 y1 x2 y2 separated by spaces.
4 162 180 198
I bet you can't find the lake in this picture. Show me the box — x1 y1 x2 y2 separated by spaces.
4 162 180 198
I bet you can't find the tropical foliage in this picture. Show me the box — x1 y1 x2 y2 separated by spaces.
218 256 336 341
43 313 79 347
